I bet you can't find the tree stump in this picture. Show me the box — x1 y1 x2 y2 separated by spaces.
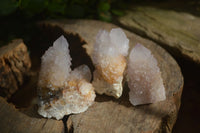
39 20 183 133
0 19 183 133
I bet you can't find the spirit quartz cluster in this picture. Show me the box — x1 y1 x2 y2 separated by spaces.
127 44 166 105
91 28 165 103
92 28 129 98
37 36 95 120
37 28 166 120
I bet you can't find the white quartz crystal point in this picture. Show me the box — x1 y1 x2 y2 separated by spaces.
127 44 166 106
93 28 129 62
38 35 71 88
92 28 129 98
37 35 95 120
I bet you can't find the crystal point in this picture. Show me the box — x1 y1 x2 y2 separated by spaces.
92 28 129 98
127 44 166 106
38 35 71 88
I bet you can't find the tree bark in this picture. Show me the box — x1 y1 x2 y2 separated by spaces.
0 39 31 99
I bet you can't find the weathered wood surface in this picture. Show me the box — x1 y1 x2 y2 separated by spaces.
117 6 200 64
40 19 183 133
0 40 64 133
0 39 31 99
0 19 183 133
0 97 64 133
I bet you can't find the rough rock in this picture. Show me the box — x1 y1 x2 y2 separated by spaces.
117 6 200 64
40 19 183 133
0 39 31 99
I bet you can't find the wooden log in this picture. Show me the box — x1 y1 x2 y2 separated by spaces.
0 97 64 133
39 19 184 133
117 6 200 64
0 39 31 99
0 20 183 133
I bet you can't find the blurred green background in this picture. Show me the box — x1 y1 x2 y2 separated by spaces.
0 0 200 20
0 0 131 45
0 0 129 21
0 0 200 45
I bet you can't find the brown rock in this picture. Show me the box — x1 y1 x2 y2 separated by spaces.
0 97 64 133
0 39 31 99
40 19 183 133
117 7 200 64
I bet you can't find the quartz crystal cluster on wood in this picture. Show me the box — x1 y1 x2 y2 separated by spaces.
127 44 166 106
37 36 95 120
92 28 129 98
37 27 166 121
0 20 183 133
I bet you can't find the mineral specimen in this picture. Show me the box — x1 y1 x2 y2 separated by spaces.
127 44 166 106
92 28 129 98
37 35 96 120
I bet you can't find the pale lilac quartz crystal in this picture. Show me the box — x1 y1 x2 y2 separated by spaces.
37 36 95 120
127 44 166 106
92 28 129 98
